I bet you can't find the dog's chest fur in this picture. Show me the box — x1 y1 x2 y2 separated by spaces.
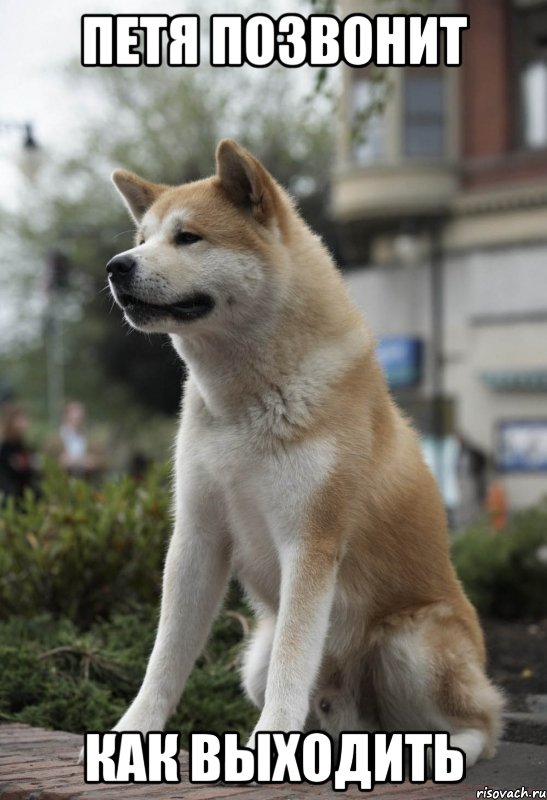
180 377 337 610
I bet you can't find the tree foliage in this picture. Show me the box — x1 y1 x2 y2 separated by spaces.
5 62 332 430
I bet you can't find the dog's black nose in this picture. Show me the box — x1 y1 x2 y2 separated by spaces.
106 254 136 280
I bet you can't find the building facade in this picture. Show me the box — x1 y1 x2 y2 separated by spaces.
333 0 547 510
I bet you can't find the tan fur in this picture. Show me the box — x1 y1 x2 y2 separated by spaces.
106 140 504 767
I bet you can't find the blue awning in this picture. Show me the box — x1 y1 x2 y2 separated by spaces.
481 370 547 390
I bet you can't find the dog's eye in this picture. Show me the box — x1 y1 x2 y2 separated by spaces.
174 231 202 246
138 238 145 246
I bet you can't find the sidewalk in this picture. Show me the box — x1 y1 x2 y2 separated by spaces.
0 724 545 800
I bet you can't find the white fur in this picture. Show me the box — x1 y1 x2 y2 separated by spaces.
112 355 340 740
241 615 275 707
449 729 487 769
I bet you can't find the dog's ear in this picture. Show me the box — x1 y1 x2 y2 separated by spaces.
111 169 164 223
216 139 278 225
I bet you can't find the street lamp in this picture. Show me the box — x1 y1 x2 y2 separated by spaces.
0 119 41 180
44 250 71 428
429 220 446 493
393 217 447 493
0 119 39 151
22 123 38 151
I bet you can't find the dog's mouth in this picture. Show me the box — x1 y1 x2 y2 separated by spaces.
117 291 215 322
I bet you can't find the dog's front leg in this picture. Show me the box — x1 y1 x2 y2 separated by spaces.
249 540 338 741
114 486 231 734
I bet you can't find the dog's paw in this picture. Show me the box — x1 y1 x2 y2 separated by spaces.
245 731 256 751
76 703 162 767
111 700 164 735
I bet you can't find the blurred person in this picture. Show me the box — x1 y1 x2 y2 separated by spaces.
128 451 150 483
419 434 460 529
0 403 39 500
55 401 102 478
486 472 509 532
456 432 488 527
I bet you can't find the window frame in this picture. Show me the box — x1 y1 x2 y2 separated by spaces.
402 69 447 160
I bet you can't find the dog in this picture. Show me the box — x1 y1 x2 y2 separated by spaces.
105 140 503 768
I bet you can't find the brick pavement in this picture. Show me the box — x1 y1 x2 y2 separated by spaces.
0 724 545 800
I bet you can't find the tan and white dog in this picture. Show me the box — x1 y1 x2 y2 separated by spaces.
105 140 503 767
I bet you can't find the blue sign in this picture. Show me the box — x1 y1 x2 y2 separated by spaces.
497 420 547 472
376 336 423 388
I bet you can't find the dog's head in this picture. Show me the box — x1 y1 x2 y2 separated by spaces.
108 140 291 336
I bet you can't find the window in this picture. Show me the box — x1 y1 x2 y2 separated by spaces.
403 72 445 158
350 76 385 165
521 60 547 147
514 5 547 148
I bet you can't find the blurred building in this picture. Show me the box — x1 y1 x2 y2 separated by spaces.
333 0 547 511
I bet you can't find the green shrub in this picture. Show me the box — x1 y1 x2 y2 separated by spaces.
0 606 257 745
0 462 172 627
0 463 257 740
452 499 547 619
